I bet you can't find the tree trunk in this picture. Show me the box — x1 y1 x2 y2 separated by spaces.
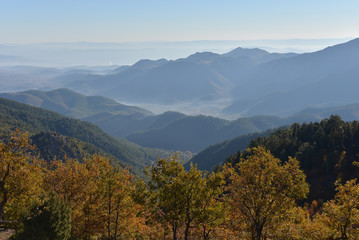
107 183 112 239
184 220 190 240
114 209 120 240
255 223 263 240
0 162 10 222
0 183 8 222
202 225 211 240
172 226 177 240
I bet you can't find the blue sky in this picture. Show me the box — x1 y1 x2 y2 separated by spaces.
1 0 359 43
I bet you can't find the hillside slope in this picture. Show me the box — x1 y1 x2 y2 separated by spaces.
0 97 167 174
0 88 152 118
125 114 320 152
188 103 359 172
184 130 272 171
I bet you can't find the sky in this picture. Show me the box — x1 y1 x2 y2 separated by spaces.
1 0 359 44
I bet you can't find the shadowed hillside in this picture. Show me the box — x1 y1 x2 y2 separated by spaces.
0 97 168 174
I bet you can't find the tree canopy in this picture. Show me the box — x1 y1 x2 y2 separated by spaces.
223 146 309 240
0 125 359 239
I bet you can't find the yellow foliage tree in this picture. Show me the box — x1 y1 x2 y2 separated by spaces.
315 179 359 240
98 162 148 239
223 147 309 240
45 155 145 239
146 154 225 240
270 206 329 240
0 130 44 227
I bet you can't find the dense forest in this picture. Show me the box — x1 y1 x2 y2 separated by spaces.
2 115 359 239
230 115 359 202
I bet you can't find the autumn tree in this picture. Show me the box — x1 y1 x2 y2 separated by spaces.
269 206 329 240
0 130 43 227
314 179 359 239
223 146 309 240
44 156 106 239
187 165 226 240
44 155 146 239
98 161 147 239
146 154 225 240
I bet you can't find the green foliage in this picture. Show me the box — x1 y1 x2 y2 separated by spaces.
13 192 71 240
31 132 105 161
228 115 359 201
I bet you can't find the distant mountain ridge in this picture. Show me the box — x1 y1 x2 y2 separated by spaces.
44 38 359 118
223 47 297 64
0 88 152 118
57 47 298 104
224 38 359 115
2 39 358 118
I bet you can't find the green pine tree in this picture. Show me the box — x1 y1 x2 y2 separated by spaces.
13 192 71 240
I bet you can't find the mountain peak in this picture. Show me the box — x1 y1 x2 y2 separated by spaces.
223 47 270 58
185 52 221 63
132 58 168 69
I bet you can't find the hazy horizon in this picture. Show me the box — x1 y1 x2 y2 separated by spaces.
0 37 355 66
2 0 358 66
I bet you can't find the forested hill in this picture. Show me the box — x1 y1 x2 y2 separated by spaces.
0 88 152 118
30 132 106 161
226 115 359 202
0 97 168 173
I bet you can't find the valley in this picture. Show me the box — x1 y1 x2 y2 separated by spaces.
1 39 359 170
1 38 359 240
